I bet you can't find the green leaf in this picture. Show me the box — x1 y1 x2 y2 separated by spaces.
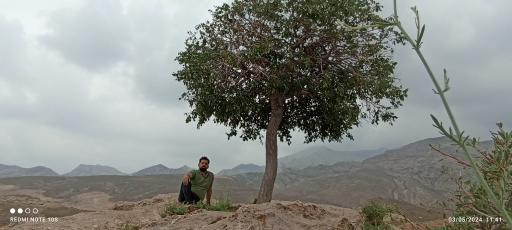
174 0 407 144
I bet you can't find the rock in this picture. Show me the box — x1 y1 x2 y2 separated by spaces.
337 217 355 230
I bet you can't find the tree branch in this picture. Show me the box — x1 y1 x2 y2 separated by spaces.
430 144 471 167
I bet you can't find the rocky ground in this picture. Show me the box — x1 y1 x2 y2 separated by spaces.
1 183 448 230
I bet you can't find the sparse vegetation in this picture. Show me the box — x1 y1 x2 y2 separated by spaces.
164 198 236 216
429 223 476 230
386 0 512 228
361 201 395 229
119 223 140 230
164 202 188 215
438 125 512 229
207 198 236 212
195 198 237 212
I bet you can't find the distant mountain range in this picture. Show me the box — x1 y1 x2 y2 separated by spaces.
216 146 384 176
0 145 381 178
132 164 169 176
218 164 265 176
0 163 194 178
0 137 489 180
132 164 192 176
0 164 58 178
279 146 385 169
64 164 126 176
228 136 492 209
0 136 495 221
168 165 193 175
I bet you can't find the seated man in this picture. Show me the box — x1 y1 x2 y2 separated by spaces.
178 156 214 205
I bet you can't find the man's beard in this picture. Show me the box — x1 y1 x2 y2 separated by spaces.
199 167 207 172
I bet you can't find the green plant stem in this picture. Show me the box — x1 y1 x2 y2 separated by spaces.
392 0 512 226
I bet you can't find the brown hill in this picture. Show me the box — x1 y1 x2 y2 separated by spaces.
229 137 492 220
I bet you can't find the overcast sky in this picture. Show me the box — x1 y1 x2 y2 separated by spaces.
0 0 510 174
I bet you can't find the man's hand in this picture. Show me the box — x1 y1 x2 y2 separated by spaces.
182 174 190 185
182 171 193 185
206 185 212 206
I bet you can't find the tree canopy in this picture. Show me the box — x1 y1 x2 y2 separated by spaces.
175 0 407 144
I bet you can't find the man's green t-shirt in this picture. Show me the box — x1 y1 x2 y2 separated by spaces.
190 169 214 200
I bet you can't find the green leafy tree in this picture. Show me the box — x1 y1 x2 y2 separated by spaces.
174 0 407 203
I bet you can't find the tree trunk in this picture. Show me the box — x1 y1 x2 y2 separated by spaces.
256 94 285 203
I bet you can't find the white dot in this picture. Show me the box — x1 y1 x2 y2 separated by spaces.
17 208 23 214
10 208 15 214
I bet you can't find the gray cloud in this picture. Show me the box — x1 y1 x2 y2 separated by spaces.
0 0 510 174
0 17 27 82
390 0 512 136
40 0 131 72
39 0 229 106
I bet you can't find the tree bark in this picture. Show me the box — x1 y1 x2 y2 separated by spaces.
256 93 285 203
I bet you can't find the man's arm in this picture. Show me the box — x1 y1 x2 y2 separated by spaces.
182 171 193 185
206 185 212 205
206 175 214 205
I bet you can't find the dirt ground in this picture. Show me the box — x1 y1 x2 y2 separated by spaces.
3 192 363 230
1 183 450 230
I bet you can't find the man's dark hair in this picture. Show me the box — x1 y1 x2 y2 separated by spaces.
199 156 210 163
